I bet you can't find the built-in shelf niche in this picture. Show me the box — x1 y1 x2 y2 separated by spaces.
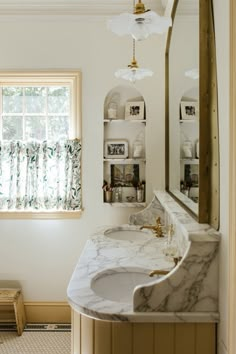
103 85 146 207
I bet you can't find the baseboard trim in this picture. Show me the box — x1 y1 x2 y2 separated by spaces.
24 302 71 324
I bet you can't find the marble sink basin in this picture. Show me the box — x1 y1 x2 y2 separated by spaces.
104 227 152 241
91 267 155 303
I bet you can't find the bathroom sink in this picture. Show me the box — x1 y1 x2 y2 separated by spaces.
104 227 152 241
91 267 156 303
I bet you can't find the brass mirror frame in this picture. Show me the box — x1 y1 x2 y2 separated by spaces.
165 0 219 229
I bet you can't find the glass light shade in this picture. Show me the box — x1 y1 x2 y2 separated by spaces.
130 18 150 41
115 67 153 83
185 68 199 80
107 11 172 40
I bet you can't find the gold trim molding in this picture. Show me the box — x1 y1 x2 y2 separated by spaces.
0 302 71 323
24 302 71 323
229 0 236 353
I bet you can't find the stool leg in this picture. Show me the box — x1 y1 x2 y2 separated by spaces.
14 293 26 336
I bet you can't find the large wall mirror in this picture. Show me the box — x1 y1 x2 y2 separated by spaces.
165 0 219 229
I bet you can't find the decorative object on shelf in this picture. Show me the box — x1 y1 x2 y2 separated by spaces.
125 101 144 120
115 39 153 83
182 140 193 158
107 0 172 41
126 196 135 202
104 140 128 159
122 186 137 202
107 101 118 119
136 181 145 202
102 181 114 203
110 163 139 187
180 101 198 120
184 164 199 188
114 186 122 202
195 139 199 159
132 131 145 158
104 190 113 203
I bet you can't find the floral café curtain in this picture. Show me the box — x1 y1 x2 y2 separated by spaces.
0 139 81 211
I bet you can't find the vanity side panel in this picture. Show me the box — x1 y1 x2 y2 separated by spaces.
112 322 133 354
81 315 94 354
133 323 154 354
154 323 175 354
195 323 216 354
72 310 81 354
94 320 112 354
175 323 195 354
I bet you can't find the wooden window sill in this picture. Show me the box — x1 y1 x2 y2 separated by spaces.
0 210 82 219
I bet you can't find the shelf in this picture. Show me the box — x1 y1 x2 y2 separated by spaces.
104 119 146 124
104 158 146 163
179 119 197 123
104 202 146 208
180 158 199 164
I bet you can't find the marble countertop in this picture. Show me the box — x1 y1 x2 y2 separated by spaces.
67 221 219 323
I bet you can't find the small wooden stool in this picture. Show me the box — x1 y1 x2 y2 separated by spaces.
0 288 26 335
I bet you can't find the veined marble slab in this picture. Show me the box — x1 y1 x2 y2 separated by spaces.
67 192 220 323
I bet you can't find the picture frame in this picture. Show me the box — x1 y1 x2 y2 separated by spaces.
180 101 199 120
110 163 139 187
125 101 145 120
104 140 128 159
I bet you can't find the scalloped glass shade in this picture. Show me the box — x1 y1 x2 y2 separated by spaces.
107 11 172 40
115 67 153 83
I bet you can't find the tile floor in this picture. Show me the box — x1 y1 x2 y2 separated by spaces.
0 326 71 354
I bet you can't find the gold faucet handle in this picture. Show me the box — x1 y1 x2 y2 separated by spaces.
156 217 163 226
173 256 182 267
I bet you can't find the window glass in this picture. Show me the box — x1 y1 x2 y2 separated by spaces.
25 87 46 114
1 86 70 141
3 87 23 113
2 116 23 140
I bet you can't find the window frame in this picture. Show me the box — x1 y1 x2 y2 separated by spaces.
0 70 82 219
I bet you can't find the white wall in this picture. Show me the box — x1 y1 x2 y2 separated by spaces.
213 0 230 353
0 17 165 301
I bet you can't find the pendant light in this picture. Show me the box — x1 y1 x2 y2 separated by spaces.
115 40 153 83
108 0 172 41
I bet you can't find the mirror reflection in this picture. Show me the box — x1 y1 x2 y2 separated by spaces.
168 0 199 214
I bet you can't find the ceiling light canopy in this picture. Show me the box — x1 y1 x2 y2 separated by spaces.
108 0 172 41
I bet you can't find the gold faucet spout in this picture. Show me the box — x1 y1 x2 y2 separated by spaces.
149 269 169 277
140 217 165 237
149 257 182 277
140 225 155 230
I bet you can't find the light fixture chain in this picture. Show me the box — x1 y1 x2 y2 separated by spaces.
133 39 136 61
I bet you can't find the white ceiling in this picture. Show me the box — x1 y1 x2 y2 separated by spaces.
0 1 163 16
0 0 198 17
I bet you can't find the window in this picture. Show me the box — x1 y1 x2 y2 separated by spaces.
0 71 82 218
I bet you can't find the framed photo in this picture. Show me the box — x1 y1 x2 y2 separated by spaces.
180 101 199 120
104 140 128 159
125 101 145 120
110 164 139 187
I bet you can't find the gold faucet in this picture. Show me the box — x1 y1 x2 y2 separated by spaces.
149 269 169 276
149 257 182 277
140 217 165 237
